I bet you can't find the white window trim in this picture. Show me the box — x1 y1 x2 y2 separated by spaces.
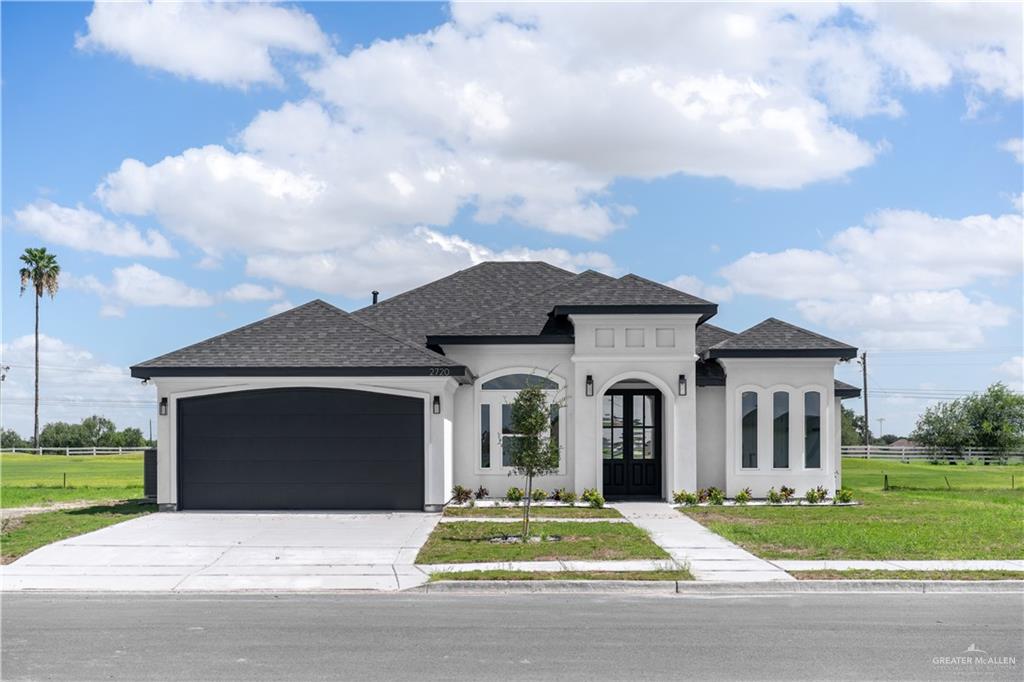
474 368 567 476
733 383 830 475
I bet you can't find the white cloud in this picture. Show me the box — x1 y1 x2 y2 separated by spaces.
718 210 1022 349
267 300 295 316
997 356 1024 390
13 201 176 258
0 334 155 437
76 1 329 88
245 226 615 299
664 274 733 303
1010 193 1024 212
67 264 214 316
1000 138 1024 164
223 283 284 303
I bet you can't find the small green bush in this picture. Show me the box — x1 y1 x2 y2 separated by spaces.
673 489 699 506
560 491 578 506
734 487 752 505
767 487 783 504
531 488 548 502
550 487 566 501
581 488 605 508
696 488 709 503
834 488 854 504
505 486 524 503
474 486 489 500
707 487 725 505
804 485 828 504
779 486 795 501
451 485 473 505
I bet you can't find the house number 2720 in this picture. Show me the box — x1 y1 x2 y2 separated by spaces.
429 367 450 376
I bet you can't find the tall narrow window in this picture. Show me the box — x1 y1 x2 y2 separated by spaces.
480 404 491 468
805 391 821 469
773 392 789 468
549 404 560 450
741 391 758 468
501 404 517 467
602 394 623 460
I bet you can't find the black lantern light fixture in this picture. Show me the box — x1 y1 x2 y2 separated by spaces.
159 397 168 415
432 395 441 414
678 374 688 397
585 375 594 397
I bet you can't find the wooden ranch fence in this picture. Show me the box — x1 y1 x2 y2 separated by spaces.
0 447 147 456
842 445 1024 463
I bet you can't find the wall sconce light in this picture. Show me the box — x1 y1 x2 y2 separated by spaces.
159 397 168 416
585 375 594 397
432 395 441 414
678 374 687 397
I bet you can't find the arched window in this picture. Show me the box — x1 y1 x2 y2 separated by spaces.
773 391 789 469
804 391 821 469
741 391 758 469
479 373 560 470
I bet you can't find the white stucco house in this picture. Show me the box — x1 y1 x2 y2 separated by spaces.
131 262 860 511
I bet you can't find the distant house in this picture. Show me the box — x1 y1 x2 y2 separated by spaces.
131 262 860 511
889 438 919 448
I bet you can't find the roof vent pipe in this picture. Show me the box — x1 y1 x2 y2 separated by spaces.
372 290 379 305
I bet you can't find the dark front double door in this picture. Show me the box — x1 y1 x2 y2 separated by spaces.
602 389 661 498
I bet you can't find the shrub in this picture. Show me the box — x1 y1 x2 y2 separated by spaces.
779 486 795 502
804 485 829 504
531 488 548 503
673 489 699 506
767 487 783 504
451 485 473 505
734 487 752 505
696 488 709 503
834 488 854 504
474 486 489 500
707 487 725 505
581 488 605 508
560 491 578 506
505 486 524 504
550 488 566 501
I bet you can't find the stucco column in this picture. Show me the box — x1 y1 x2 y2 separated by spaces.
572 365 600 494
673 375 698 494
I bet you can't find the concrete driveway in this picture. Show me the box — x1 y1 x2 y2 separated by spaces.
1 512 440 592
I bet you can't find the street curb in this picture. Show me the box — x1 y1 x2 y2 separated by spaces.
417 579 1024 594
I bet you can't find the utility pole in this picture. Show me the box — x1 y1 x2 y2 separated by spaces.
860 352 869 447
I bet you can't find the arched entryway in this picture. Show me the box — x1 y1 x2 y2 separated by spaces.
600 378 666 499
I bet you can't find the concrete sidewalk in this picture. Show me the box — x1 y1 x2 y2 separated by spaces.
613 501 795 581
774 559 1024 571
1 512 440 592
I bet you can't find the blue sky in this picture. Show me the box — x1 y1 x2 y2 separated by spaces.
2 2 1022 437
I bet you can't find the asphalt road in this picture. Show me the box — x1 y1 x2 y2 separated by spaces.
2 592 1021 681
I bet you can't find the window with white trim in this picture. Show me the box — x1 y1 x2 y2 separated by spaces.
804 391 821 469
773 391 789 469
741 391 758 469
479 374 561 470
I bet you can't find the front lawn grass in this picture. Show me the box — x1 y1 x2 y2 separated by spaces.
443 506 621 518
1 453 143 508
415 521 668 564
791 569 1024 581
430 569 692 581
1 500 154 564
681 459 1023 560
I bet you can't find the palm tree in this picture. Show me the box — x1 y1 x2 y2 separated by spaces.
19 247 60 446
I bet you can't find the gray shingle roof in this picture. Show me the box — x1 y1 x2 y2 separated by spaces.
696 323 735 354
351 261 575 345
834 379 861 398
430 270 616 340
131 300 461 378
557 273 715 308
703 317 856 359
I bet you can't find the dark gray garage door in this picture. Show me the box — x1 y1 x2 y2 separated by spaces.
177 388 424 510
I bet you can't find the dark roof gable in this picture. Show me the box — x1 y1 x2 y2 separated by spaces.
131 299 463 378
703 317 856 359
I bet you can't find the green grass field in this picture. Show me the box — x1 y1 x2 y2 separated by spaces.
1 501 154 563
0 453 144 508
683 458 1023 560
416 521 669 564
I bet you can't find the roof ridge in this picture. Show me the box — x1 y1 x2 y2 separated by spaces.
619 273 716 305
440 269 613 333
132 299 332 368
333 300 456 365
352 261 575 315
